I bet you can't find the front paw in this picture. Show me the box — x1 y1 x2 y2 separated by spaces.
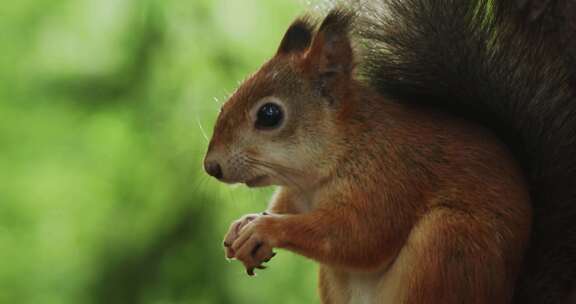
223 213 263 259
231 215 278 276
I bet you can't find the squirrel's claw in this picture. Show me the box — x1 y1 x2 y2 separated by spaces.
246 265 268 277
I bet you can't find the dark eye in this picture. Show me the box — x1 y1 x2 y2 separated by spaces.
256 103 284 129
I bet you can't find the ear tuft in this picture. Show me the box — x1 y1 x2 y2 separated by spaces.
306 8 355 75
277 17 317 55
318 8 354 37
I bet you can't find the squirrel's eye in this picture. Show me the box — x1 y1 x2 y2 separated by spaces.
256 103 283 129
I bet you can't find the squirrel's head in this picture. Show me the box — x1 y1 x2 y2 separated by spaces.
204 10 355 188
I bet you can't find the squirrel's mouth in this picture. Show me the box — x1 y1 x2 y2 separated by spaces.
245 175 269 188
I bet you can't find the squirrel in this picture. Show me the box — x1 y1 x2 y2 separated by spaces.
203 0 576 303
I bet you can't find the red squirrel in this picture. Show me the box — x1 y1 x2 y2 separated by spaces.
203 1 576 303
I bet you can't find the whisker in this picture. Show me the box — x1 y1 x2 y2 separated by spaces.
196 114 209 142
190 174 210 198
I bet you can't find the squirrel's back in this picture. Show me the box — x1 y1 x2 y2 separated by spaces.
348 0 576 303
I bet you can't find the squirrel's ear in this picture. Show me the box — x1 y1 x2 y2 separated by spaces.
304 9 354 99
277 17 315 55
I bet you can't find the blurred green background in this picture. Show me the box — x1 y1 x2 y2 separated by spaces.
0 0 318 303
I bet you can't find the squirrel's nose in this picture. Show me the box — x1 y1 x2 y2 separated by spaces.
205 161 223 179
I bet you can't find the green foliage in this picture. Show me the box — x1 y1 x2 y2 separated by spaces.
0 0 317 303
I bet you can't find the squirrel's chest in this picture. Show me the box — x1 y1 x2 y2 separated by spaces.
319 267 396 304
347 273 380 304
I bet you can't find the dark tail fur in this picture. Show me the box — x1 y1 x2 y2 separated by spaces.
347 0 576 303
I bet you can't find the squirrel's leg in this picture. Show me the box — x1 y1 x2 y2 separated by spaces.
386 208 517 304
231 199 408 272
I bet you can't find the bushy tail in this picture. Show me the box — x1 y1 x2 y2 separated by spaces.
351 0 576 303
